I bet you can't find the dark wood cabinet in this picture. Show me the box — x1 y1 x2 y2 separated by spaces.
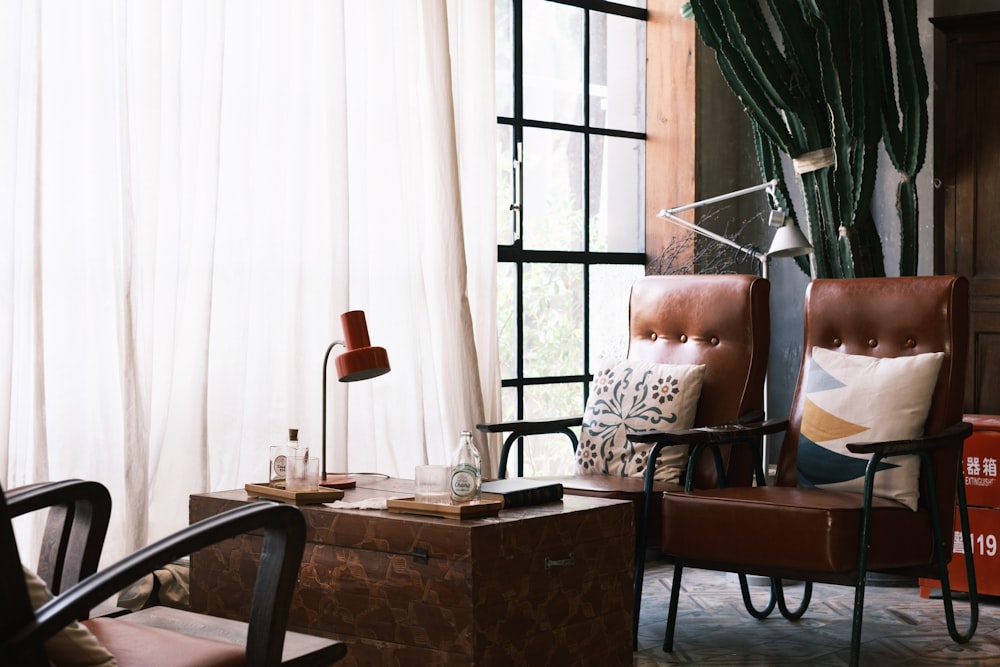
934 12 1000 413
189 480 634 667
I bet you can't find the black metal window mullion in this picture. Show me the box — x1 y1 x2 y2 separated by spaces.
498 0 646 475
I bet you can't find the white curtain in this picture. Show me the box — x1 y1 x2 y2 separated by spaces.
1 0 499 565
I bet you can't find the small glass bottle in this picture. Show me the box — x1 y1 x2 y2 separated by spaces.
270 428 299 484
450 430 482 503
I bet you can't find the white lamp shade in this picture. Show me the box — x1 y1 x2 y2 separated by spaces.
767 223 812 258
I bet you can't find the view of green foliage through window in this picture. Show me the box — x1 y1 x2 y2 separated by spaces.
495 0 647 476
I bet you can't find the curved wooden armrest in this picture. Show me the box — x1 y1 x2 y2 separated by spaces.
6 480 112 595
6 479 111 521
629 414 787 446
476 417 582 436
477 417 583 478
13 502 306 667
846 420 974 456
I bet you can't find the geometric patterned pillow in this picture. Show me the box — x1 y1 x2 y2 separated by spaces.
574 358 705 484
796 347 944 511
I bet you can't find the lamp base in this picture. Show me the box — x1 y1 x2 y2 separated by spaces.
320 474 357 489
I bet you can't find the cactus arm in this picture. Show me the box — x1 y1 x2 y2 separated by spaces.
690 0 797 150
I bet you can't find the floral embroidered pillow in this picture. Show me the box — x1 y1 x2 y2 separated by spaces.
574 358 706 483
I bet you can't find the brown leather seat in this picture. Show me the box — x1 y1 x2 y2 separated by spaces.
478 273 771 646
657 276 978 667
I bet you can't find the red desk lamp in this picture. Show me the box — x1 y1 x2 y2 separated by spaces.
321 310 390 488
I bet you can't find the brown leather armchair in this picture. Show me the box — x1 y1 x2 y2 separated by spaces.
478 273 771 646
2 479 346 666
654 276 978 667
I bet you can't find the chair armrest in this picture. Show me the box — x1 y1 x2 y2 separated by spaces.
10 502 306 667
634 413 787 494
476 417 582 436
846 420 974 456
6 480 111 595
477 417 582 478
628 413 787 446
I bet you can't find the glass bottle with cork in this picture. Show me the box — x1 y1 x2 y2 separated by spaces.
450 430 482 503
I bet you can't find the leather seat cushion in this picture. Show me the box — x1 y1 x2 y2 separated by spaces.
662 486 936 573
82 618 245 667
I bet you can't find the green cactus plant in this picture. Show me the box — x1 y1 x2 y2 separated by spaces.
683 0 928 278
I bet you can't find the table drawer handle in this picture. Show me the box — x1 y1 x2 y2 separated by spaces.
545 553 575 569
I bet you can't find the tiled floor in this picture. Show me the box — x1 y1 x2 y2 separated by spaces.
634 558 1000 666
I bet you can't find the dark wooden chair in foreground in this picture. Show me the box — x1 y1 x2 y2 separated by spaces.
2 479 346 666
478 274 771 646
7 479 112 595
650 276 978 667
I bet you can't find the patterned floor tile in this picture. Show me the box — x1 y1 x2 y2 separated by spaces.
635 559 1000 666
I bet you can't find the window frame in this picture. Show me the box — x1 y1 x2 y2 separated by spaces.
496 0 648 475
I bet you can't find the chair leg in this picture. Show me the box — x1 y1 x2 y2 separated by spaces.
938 482 979 644
848 575 868 667
737 574 776 619
632 544 646 650
663 562 684 652
775 580 812 620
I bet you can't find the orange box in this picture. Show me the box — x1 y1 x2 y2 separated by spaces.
962 415 1000 509
920 506 1000 597
919 416 1000 597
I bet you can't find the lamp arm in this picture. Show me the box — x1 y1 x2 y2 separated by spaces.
664 178 779 215
321 340 346 478
656 209 767 267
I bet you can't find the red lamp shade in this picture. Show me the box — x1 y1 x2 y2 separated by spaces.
334 310 390 382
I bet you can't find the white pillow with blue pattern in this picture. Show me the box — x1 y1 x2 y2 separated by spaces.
796 346 944 511
574 358 706 483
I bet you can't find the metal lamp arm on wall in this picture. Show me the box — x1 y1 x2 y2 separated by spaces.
655 209 770 278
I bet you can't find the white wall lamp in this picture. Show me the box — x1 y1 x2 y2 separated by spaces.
656 178 813 278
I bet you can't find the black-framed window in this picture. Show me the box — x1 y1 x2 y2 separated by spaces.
495 0 648 476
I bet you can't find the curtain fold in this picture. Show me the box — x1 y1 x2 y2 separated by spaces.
1 0 498 565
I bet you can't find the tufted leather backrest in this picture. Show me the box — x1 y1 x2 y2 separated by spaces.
627 274 770 487
775 276 969 516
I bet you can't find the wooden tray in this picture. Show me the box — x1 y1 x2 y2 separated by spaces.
386 496 503 520
245 482 344 505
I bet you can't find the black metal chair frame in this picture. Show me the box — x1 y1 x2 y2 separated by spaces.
654 419 979 667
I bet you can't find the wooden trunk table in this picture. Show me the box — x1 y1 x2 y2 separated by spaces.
189 477 634 666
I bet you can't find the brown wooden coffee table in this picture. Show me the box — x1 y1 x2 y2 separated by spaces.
189 476 634 666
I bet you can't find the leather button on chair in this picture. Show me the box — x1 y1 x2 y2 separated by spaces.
833 338 842 346
906 338 917 348
650 332 657 341
710 337 720 346
868 338 878 347
679 334 688 343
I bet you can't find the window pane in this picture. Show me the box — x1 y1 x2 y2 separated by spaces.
523 263 583 377
515 382 583 477
589 264 645 367
523 127 584 251
498 262 518 379
495 0 513 118
502 386 518 422
497 125 515 246
523 382 583 421
590 13 645 132
523 0 583 125
498 431 579 477
589 135 644 252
